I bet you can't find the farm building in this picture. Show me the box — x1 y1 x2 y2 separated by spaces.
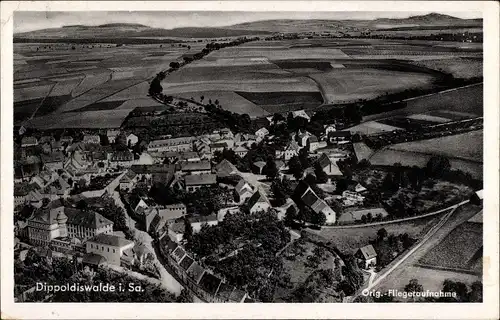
328 131 351 145
355 245 377 269
247 190 271 214
252 161 266 175
215 159 238 178
82 135 100 145
234 145 249 158
291 110 311 121
21 136 38 147
184 173 217 192
148 136 196 153
315 153 342 177
293 181 336 224
180 160 212 175
275 140 301 161
255 127 269 141
235 179 254 203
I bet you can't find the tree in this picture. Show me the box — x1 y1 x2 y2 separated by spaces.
200 95 204 102
182 217 193 245
284 205 297 227
311 211 326 226
377 228 388 241
264 157 278 181
426 156 451 178
335 178 348 194
288 156 304 180
169 61 180 69
314 162 328 183
272 113 285 124
405 279 423 302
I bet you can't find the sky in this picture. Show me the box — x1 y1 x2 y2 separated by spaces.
14 11 482 33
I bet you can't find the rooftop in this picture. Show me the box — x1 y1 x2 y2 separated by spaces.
184 173 217 186
88 234 133 248
358 244 377 260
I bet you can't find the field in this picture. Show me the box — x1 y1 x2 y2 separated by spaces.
418 222 482 273
14 42 194 125
364 83 483 122
338 207 389 224
411 57 482 79
308 213 441 255
309 68 435 103
353 142 375 161
26 109 132 129
386 130 483 162
15 37 483 125
347 121 403 135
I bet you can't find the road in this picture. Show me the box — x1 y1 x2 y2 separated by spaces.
110 191 183 296
350 201 481 301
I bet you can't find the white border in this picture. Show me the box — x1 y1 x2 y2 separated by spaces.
1 2 498 319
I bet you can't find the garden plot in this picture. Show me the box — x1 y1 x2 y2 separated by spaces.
310 68 435 104
338 208 389 224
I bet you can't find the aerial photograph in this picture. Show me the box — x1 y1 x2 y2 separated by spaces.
12 10 483 303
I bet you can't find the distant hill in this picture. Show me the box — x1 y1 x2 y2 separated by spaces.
14 23 271 42
228 13 482 33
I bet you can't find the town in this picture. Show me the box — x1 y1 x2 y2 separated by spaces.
12 11 484 304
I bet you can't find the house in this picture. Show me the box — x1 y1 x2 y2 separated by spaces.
148 136 195 153
126 134 139 147
252 161 266 175
316 154 343 177
342 190 365 207
308 135 320 152
160 203 187 221
328 131 351 145
168 222 185 243
110 150 134 167
107 130 120 143
193 140 211 158
255 127 269 141
86 234 135 266
130 164 176 186
355 245 377 269
293 181 336 224
41 152 65 170
354 183 367 193
234 133 257 148
210 142 228 154
234 145 249 158
60 136 74 145
21 136 38 147
215 159 238 178
235 179 254 203
275 140 301 161
82 134 101 145
189 214 219 232
324 124 337 135
291 110 311 121
247 190 271 214
185 173 217 192
42 177 71 198
119 170 138 191
27 203 114 246
180 160 212 175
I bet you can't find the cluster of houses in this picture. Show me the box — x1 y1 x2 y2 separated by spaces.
15 198 152 269
14 108 380 301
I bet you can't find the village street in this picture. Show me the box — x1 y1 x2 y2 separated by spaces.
110 190 184 297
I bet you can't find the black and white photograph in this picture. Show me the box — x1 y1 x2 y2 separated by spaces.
1 1 499 319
